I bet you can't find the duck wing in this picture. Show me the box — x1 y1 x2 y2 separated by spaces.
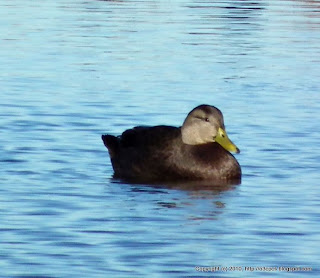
102 125 180 157
102 125 182 180
120 125 180 148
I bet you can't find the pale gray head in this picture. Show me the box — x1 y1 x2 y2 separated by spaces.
181 104 240 153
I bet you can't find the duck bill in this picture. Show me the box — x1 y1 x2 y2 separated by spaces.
215 127 240 154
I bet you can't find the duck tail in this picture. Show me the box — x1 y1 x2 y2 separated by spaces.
101 135 119 158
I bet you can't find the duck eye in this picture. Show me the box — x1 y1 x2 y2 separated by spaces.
205 118 210 122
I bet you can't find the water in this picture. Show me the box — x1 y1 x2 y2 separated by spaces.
1 0 320 277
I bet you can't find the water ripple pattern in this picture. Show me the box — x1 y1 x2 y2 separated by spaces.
1 0 320 277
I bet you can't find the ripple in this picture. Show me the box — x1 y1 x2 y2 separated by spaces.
1 0 320 277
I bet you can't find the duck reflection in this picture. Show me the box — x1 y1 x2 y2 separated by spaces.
111 176 240 194
110 178 239 222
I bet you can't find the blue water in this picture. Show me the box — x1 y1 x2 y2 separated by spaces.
1 0 320 277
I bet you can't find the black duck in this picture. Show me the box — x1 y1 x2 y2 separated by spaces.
102 105 241 182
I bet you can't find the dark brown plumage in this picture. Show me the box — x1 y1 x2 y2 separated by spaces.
102 105 241 182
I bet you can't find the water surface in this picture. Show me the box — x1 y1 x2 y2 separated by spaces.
1 0 320 277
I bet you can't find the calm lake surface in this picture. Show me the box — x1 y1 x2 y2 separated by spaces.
1 0 320 277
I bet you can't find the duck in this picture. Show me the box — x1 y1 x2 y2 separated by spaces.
102 104 241 182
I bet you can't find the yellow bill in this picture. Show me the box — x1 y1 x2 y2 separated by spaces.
215 127 240 154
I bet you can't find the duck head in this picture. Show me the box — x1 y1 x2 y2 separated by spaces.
181 104 240 153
